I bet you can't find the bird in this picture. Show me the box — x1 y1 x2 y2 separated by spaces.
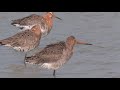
11 12 62 37
0 24 42 52
25 36 92 77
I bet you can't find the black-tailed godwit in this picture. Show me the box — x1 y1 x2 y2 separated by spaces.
0 25 41 52
25 36 92 77
11 12 62 37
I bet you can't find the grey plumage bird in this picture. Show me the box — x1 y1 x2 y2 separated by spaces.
0 24 42 52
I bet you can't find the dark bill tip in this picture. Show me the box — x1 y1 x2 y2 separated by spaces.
55 16 62 20
85 43 93 45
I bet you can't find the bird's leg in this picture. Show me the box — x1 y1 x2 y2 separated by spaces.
53 70 56 78
24 53 27 68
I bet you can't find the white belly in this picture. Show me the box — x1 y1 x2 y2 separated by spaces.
41 63 53 69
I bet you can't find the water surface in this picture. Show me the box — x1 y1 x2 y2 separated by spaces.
0 12 120 78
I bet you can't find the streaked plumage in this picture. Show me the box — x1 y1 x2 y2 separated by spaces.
25 36 92 77
11 12 62 37
0 25 41 52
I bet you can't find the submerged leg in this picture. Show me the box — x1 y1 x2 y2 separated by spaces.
53 70 56 78
24 53 27 67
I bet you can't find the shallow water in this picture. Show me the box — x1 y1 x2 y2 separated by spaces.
0 12 120 78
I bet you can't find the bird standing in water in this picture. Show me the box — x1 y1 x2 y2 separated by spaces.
0 24 42 52
25 36 92 77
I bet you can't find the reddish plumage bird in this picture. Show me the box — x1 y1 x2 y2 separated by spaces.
25 36 92 77
11 12 62 37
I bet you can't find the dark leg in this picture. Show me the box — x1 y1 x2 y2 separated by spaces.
24 53 27 67
53 70 56 78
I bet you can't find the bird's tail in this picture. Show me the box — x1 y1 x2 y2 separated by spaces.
11 20 19 25
11 21 16 25
25 56 39 65
0 40 6 45
0 41 3 45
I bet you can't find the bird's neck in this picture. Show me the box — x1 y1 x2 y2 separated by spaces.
66 43 74 51
43 16 53 30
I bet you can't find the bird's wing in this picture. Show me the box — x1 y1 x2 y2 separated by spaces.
0 30 36 47
26 41 66 64
12 14 44 25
